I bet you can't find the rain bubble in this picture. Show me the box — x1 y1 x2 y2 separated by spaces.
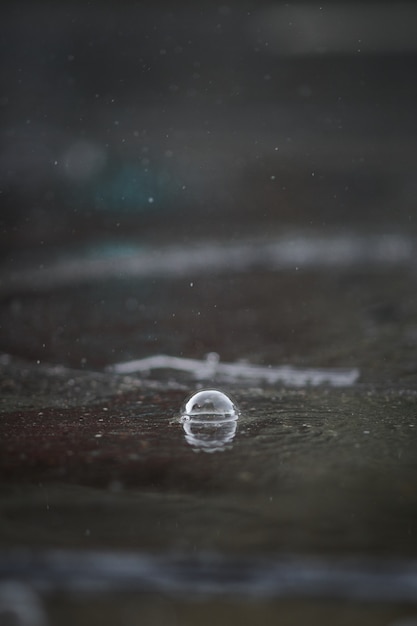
180 389 239 452
182 389 238 420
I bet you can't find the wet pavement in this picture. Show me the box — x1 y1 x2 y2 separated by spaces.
2 264 417 624
2 1 417 624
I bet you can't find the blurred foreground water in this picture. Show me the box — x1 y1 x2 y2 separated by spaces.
1 1 417 624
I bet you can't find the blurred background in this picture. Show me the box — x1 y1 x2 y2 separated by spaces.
2 0 417 255
1 0 417 377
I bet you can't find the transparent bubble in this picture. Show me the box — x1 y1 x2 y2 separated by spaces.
180 389 239 452
182 389 238 421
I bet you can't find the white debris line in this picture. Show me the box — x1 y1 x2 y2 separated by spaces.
106 354 360 387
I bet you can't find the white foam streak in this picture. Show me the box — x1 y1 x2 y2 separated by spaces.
107 354 359 387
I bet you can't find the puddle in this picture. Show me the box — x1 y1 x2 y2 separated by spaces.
0 386 416 558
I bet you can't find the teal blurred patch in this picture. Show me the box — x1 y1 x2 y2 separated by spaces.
84 242 143 259
70 161 180 214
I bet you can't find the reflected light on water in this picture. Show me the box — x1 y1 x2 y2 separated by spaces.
182 419 238 453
